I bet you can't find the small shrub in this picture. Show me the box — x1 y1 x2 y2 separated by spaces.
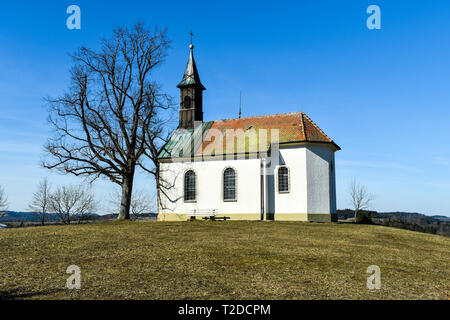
356 212 373 224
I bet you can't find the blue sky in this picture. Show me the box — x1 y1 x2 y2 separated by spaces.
0 0 449 215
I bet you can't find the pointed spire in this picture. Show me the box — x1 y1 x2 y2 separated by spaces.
177 43 206 90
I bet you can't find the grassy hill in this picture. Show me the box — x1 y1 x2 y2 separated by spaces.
0 221 449 300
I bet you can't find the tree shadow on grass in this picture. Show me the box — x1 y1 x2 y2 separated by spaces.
0 288 66 300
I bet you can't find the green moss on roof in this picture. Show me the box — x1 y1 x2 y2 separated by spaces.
158 112 340 159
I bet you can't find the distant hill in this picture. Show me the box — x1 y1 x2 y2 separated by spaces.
337 209 450 237
0 211 61 223
430 215 450 222
0 211 157 224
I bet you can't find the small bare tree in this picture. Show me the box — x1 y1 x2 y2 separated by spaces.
349 180 374 222
49 185 97 225
0 185 7 214
130 190 156 220
42 22 173 220
28 178 51 225
109 188 155 220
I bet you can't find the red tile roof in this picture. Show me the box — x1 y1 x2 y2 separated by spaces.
158 112 340 159
198 112 340 156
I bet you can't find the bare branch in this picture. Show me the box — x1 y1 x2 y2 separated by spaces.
0 185 8 212
348 180 374 222
28 178 51 226
108 188 156 220
42 22 174 220
48 185 97 225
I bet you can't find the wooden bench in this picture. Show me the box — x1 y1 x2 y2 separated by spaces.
189 209 230 221
190 209 217 221
202 216 230 221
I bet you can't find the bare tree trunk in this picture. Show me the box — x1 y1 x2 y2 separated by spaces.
119 175 134 220
349 180 373 224
42 24 173 224
154 164 167 216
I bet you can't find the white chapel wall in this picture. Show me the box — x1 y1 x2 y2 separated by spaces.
159 144 337 221
305 145 335 214
273 146 308 215
159 158 261 217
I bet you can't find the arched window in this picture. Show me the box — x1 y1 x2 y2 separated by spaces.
223 168 236 201
183 96 191 109
278 166 290 193
184 170 196 202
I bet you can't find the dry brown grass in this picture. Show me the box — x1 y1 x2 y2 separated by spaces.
0 220 449 300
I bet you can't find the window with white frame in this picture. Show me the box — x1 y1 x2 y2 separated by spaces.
223 168 236 201
184 170 196 201
278 166 290 193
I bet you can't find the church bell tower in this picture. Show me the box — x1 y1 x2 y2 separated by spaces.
177 39 206 130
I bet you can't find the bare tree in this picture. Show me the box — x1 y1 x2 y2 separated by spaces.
349 180 374 222
42 22 173 220
49 185 97 225
28 178 51 225
0 185 7 214
130 190 156 220
109 188 156 220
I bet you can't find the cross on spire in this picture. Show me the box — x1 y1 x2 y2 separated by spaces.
189 29 195 44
